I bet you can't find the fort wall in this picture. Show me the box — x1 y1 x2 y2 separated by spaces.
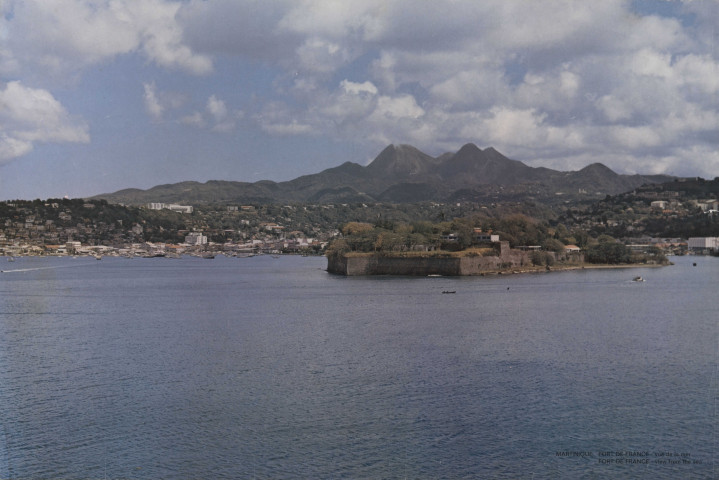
325 241 562 276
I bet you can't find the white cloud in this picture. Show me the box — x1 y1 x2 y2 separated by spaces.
430 69 510 110
143 82 164 120
137 0 213 75
256 102 315 136
463 107 549 148
142 82 187 121
596 95 633 123
262 120 315 136
631 49 673 78
0 81 89 164
317 80 378 122
205 95 237 132
206 95 228 122
5 0 212 76
675 54 719 95
622 14 688 52
294 38 350 74
0 135 33 161
559 71 580 98
179 94 237 132
180 112 206 129
374 95 424 120
610 126 663 149
340 80 378 96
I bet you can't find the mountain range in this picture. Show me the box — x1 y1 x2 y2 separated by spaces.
94 143 674 205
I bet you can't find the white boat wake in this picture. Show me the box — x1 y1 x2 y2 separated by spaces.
1 263 96 273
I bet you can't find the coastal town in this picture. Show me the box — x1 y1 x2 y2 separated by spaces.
0 200 330 258
1 194 717 260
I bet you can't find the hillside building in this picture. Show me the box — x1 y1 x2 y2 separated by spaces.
475 233 500 243
185 232 207 245
147 203 194 214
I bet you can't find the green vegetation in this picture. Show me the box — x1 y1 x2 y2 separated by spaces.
326 213 669 266
554 177 719 239
585 242 632 264
327 215 530 257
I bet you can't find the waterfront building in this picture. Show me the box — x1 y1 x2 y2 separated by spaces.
65 241 82 254
687 237 719 253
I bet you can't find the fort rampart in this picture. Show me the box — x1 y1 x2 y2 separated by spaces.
326 242 580 276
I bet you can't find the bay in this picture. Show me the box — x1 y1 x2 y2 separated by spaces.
0 254 716 479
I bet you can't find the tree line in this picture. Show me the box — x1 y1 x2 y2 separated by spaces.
327 214 668 266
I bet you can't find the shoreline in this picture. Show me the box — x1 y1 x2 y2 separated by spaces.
482 262 669 276
432 262 670 277
327 250 672 276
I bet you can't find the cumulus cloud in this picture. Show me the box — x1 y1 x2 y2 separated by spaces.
180 111 206 129
143 82 164 120
256 102 315 136
206 95 228 122
179 94 238 132
0 81 89 164
4 0 211 76
142 82 187 121
206 95 237 132
180 0 297 60
340 80 378 96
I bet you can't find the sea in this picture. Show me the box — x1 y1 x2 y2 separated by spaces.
0 254 715 479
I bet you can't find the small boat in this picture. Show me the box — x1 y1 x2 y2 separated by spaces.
633 276 644 282
442 290 456 294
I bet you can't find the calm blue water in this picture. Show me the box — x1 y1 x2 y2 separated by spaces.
0 254 716 479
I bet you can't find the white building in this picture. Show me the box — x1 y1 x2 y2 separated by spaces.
475 233 500 243
167 204 193 214
695 200 719 212
147 203 193 214
687 237 719 252
185 232 207 245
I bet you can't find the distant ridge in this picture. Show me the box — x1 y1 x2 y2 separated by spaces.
93 143 675 205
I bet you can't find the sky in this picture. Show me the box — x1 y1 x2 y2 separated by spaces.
0 0 717 200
